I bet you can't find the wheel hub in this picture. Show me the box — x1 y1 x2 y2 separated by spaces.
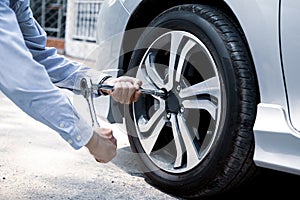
165 90 181 113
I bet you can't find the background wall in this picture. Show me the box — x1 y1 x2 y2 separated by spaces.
30 0 104 62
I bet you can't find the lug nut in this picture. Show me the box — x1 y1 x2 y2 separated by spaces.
167 113 171 119
180 107 184 113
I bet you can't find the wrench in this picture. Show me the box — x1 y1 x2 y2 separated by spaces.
80 77 101 127
80 77 167 127
97 84 167 99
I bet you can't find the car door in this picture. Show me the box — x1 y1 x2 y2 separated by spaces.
280 0 300 131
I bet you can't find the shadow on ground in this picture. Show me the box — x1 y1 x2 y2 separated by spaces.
215 168 299 199
111 146 145 178
112 147 300 200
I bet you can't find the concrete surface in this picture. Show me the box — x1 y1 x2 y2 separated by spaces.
0 90 178 200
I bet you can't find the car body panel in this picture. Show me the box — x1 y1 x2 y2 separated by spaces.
96 0 129 70
122 0 142 14
95 0 300 175
94 0 130 120
225 0 287 109
280 0 300 131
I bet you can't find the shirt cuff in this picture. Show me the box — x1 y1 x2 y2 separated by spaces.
68 114 94 150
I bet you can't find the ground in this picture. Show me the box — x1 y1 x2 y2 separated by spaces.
0 88 178 199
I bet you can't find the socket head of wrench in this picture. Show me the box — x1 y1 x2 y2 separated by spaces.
80 78 89 98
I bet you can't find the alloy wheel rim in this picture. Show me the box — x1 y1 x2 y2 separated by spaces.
133 30 222 173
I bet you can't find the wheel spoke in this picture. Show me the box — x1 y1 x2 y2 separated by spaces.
175 39 196 82
182 99 217 120
166 32 184 91
137 67 158 90
144 53 165 88
179 76 220 99
138 100 166 132
177 114 200 168
140 116 166 155
170 114 185 169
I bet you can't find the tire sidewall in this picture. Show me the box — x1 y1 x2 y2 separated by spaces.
125 7 241 189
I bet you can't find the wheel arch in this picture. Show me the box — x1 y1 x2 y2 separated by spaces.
121 0 257 94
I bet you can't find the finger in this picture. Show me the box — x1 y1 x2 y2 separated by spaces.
110 137 117 145
134 79 143 89
132 90 142 102
126 82 135 104
124 82 132 104
110 137 117 147
111 82 123 103
95 158 106 163
118 76 133 82
97 127 113 138
117 76 141 86
119 82 131 104
107 131 116 142
125 77 142 89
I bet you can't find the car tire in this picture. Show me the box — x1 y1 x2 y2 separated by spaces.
124 4 259 198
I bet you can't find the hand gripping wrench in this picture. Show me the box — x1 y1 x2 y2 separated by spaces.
80 77 167 127
96 84 167 98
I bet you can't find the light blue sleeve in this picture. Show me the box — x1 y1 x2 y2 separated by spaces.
0 1 94 149
14 0 102 90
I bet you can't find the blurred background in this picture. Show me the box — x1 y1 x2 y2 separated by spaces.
30 0 103 66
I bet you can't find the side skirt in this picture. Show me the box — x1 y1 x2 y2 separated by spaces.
253 103 300 175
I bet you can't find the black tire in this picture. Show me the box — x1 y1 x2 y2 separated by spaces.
124 4 258 198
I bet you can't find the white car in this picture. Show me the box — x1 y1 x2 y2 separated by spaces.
95 0 300 198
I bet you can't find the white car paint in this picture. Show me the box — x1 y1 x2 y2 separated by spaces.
95 0 300 175
280 0 300 132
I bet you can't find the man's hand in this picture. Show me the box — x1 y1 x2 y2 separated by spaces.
85 127 117 163
102 76 142 104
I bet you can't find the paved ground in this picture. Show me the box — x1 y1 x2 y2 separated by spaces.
0 89 178 199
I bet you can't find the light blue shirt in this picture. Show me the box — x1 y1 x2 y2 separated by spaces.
0 0 105 149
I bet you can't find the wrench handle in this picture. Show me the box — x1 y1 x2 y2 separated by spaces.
98 84 114 90
97 84 166 98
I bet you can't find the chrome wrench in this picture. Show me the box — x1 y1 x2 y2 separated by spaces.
80 77 100 127
96 84 167 98
80 77 167 127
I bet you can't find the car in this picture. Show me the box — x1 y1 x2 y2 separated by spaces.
94 0 300 198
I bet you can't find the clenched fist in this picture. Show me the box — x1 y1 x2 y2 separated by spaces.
101 76 142 104
85 127 117 163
